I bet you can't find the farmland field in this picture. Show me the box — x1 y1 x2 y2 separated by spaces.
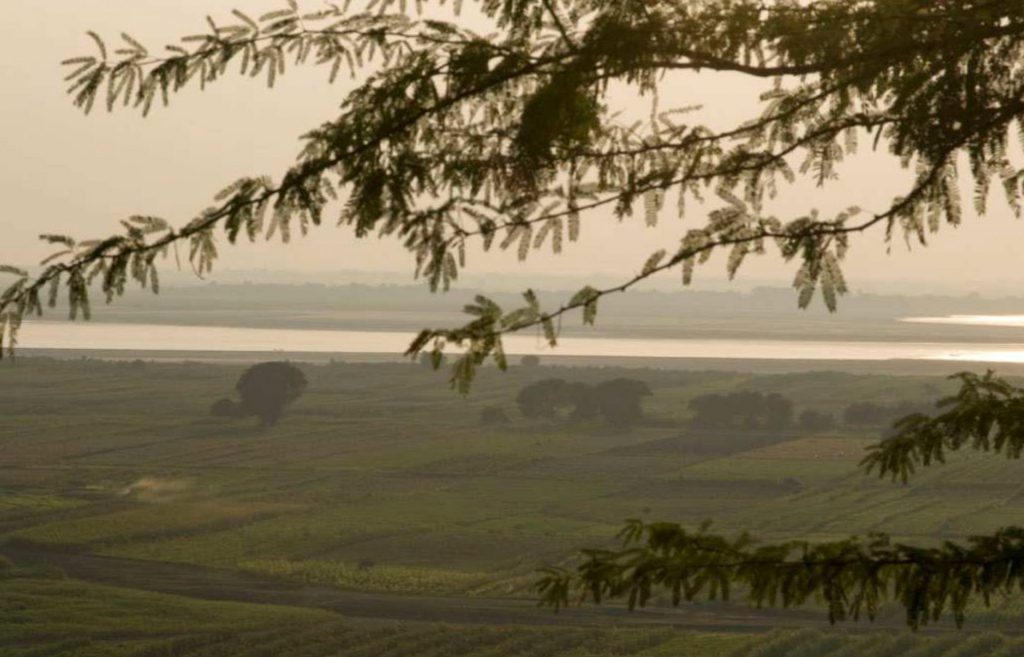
2 356 1024 654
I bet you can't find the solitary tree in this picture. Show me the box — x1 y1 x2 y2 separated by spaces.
235 361 308 427
3 0 1024 627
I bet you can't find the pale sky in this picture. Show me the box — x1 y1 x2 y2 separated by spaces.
3 1 1024 296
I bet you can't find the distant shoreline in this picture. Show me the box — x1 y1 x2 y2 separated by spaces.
18 347 1024 377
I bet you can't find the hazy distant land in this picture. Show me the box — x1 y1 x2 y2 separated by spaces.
15 283 1024 378
4 356 1024 655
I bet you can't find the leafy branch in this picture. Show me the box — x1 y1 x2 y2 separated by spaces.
536 520 1024 630
538 370 1024 628
62 2 528 116
6 0 1024 393
863 370 1024 484
404 152 954 391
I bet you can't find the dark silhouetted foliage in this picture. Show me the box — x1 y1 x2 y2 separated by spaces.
517 377 650 427
419 352 447 370
210 398 243 419
592 378 653 428
689 391 793 430
235 361 307 427
517 378 566 419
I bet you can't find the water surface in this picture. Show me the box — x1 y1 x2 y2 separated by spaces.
16 320 1024 364
904 315 1024 329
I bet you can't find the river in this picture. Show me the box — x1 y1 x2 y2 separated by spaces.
11 316 1024 364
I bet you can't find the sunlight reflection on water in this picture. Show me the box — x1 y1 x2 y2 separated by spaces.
904 315 1024 328
14 320 1024 364
899 315 1024 363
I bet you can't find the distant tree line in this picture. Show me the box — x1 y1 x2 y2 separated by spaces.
515 378 652 428
498 382 932 433
688 391 794 430
687 392 932 432
423 353 540 370
842 400 933 427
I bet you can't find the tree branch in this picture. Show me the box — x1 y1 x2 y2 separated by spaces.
537 520 1024 630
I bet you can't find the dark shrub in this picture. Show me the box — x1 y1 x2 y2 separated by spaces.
210 398 242 418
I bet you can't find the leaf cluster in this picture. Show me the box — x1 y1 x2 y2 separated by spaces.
537 520 1024 630
863 370 1024 483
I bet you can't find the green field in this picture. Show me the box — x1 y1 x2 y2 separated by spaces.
2 357 1024 654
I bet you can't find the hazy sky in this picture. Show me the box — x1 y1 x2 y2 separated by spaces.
3 1 1024 296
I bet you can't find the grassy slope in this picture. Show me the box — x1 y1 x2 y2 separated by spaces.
1 574 755 657
3 357 1024 652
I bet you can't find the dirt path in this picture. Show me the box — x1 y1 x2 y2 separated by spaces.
1 542 827 631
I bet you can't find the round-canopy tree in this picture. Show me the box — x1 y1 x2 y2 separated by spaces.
3 0 1024 627
590 378 652 427
235 361 308 427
